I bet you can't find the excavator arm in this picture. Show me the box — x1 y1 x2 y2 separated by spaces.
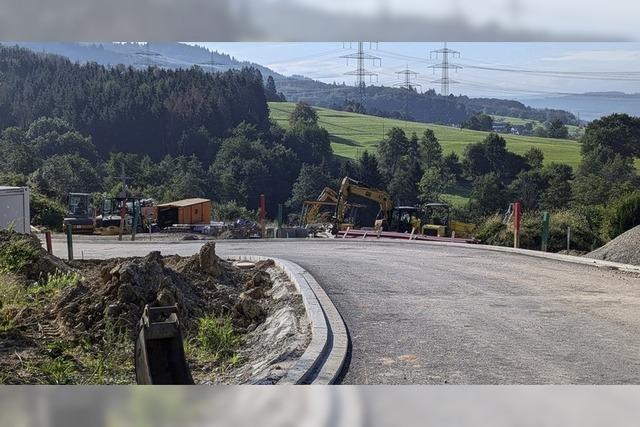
334 177 393 232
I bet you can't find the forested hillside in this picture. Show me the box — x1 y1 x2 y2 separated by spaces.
11 42 578 127
0 46 336 223
0 46 270 159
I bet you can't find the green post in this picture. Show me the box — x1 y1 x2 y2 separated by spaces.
66 224 74 261
277 204 283 228
541 211 550 252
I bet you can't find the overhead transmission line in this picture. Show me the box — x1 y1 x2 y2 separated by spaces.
428 42 462 96
340 42 381 105
394 65 421 121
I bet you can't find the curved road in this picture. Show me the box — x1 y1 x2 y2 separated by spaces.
52 238 640 384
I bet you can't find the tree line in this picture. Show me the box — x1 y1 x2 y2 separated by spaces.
0 45 271 161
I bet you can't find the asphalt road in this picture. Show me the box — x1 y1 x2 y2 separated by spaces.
51 238 640 384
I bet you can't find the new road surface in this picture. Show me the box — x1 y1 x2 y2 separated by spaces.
50 237 640 384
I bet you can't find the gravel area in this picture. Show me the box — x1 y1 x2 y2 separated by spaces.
586 225 640 266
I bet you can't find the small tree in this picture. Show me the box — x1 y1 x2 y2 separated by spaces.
418 129 443 170
540 163 573 210
469 173 509 217
289 103 318 127
418 167 452 204
546 119 569 139
508 169 547 211
286 163 332 210
387 156 421 206
355 151 384 189
524 147 544 169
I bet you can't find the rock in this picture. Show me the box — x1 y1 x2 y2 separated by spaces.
117 265 138 284
245 270 271 290
235 295 265 322
156 287 177 306
587 225 640 266
243 287 266 300
255 259 275 270
199 242 218 275
105 303 122 317
100 266 112 283
117 283 141 304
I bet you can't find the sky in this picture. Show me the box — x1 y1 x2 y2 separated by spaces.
192 42 640 99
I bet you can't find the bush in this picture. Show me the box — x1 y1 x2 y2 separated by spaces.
30 192 66 231
601 191 640 240
474 209 601 252
474 214 506 245
212 201 258 222
0 234 39 273
195 316 240 360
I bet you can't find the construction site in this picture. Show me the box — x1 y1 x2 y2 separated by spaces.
0 40 639 391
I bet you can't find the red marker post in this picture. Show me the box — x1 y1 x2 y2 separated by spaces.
513 201 521 249
45 230 53 254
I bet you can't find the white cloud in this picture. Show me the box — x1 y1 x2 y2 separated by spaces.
541 50 640 62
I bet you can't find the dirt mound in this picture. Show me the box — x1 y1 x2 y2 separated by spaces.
55 242 270 343
1 238 309 384
586 225 640 266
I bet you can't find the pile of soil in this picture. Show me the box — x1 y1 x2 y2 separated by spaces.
586 225 640 266
1 233 310 384
57 243 269 343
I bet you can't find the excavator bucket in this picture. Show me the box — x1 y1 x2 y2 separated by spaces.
135 304 194 384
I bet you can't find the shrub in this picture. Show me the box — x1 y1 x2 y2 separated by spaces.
474 214 507 246
30 192 66 231
213 201 258 222
601 191 640 240
31 271 81 298
195 316 240 360
474 209 601 252
0 235 39 273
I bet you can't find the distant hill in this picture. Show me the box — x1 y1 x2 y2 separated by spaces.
9 42 280 77
268 102 583 168
518 92 640 121
8 42 578 126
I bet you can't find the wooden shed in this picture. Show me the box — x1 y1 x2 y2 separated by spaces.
155 198 212 228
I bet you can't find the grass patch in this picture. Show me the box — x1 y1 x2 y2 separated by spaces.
0 238 39 274
22 322 134 385
189 315 241 365
28 271 81 304
269 102 584 168
37 357 77 385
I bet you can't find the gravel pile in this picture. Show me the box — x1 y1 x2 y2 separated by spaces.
586 225 640 266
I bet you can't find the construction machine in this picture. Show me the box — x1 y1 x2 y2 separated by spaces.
422 203 475 238
333 177 396 233
62 193 96 234
332 177 476 239
95 196 144 235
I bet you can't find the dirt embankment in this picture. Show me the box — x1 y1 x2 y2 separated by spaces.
586 225 640 267
0 231 309 384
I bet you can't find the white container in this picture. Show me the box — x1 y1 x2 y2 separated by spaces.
0 186 30 234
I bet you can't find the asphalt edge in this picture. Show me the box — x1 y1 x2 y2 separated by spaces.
226 255 348 385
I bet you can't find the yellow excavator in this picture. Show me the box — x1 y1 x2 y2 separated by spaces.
332 177 398 233
332 177 475 238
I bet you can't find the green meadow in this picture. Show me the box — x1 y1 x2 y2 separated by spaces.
269 102 583 169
